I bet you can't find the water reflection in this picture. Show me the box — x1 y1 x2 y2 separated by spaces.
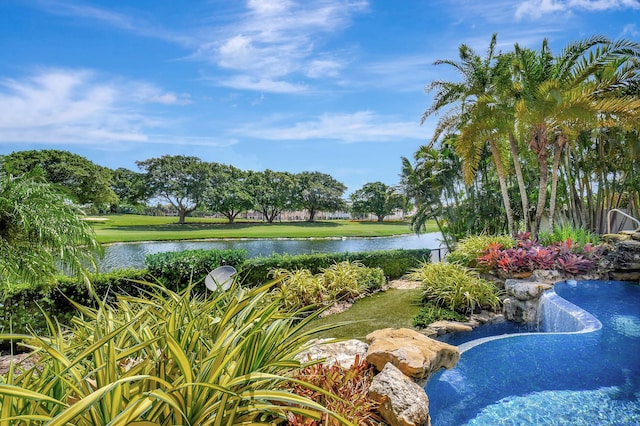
98 233 443 272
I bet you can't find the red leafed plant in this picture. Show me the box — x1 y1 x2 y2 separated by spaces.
283 355 381 426
477 234 602 275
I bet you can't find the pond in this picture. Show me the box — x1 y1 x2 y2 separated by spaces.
97 232 444 272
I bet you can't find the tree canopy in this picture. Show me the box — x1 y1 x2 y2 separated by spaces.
136 155 211 224
1 149 116 207
296 171 346 222
350 181 402 222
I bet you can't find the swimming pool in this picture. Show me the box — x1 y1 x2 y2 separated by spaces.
425 280 640 425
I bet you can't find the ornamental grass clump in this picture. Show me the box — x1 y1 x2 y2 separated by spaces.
446 234 515 267
408 262 502 315
270 261 385 312
0 281 350 425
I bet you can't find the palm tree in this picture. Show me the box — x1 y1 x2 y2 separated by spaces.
512 36 640 236
423 34 518 235
0 170 101 286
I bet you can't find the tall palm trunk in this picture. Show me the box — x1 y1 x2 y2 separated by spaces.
531 126 549 238
509 132 530 231
548 135 567 230
489 139 515 235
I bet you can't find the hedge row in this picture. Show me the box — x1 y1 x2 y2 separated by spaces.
237 249 432 285
1 248 430 341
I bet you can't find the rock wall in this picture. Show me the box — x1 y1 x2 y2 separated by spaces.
602 232 640 282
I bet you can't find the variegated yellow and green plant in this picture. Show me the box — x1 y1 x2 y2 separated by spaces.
0 281 352 425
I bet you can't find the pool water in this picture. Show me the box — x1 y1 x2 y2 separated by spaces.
425 280 640 425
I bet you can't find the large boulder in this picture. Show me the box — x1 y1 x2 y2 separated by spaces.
365 328 459 380
296 339 368 368
368 362 431 426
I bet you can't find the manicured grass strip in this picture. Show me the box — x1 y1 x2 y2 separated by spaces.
90 215 435 243
305 288 423 341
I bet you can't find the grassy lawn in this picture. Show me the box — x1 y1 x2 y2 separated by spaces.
305 288 424 341
90 214 437 243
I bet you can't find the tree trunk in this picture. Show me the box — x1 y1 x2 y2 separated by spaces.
509 133 530 231
531 126 549 239
489 139 515 235
308 208 316 222
377 215 384 222
548 135 566 231
178 209 186 225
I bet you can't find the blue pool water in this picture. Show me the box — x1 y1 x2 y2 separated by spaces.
425 280 640 425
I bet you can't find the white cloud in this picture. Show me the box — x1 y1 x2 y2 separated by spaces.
515 0 640 20
196 0 369 92
233 111 427 142
0 69 196 145
622 23 640 36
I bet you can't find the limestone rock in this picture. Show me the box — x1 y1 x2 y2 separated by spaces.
531 269 562 284
504 279 552 301
503 298 539 323
365 328 459 380
368 363 431 426
632 232 640 242
426 320 472 336
296 339 368 369
602 233 631 243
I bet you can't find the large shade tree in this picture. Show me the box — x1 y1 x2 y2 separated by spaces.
246 170 297 223
0 170 101 286
136 155 210 224
202 164 254 224
1 149 116 207
296 171 347 222
350 181 402 222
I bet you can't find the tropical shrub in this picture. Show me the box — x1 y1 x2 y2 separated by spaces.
538 224 600 247
321 261 385 299
446 234 515 267
413 302 467 328
477 234 603 276
270 268 326 311
0 281 348 425
270 261 385 312
283 355 380 426
408 262 502 314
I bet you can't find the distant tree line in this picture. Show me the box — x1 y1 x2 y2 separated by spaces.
0 150 406 224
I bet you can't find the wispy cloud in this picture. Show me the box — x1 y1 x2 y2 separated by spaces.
233 111 426 142
195 0 369 92
515 0 640 20
34 0 193 45
0 68 204 145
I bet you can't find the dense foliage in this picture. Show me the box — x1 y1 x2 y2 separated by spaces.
270 261 385 311
446 234 516 266
477 233 603 276
283 355 381 426
0 282 347 425
409 262 502 314
0 171 101 287
405 35 640 241
413 302 467 328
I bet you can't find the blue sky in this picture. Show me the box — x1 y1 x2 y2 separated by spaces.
1 0 639 194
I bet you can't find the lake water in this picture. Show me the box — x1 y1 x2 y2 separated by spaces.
98 232 444 272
